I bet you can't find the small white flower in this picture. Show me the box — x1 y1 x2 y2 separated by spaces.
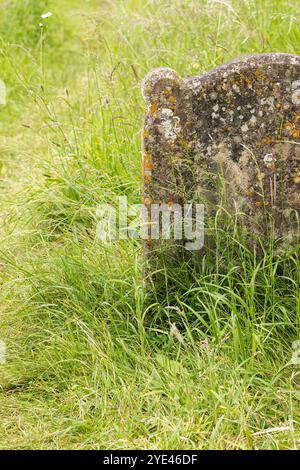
39 22 44 27
41 12 52 19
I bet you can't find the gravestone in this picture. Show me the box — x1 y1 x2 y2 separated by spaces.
142 53 300 259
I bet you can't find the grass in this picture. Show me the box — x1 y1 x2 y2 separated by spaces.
0 0 300 449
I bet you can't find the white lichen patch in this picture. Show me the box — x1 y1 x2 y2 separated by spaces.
292 80 300 105
260 96 275 108
264 153 275 164
249 115 257 125
160 108 181 141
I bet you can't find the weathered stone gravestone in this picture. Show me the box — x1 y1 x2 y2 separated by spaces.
142 54 300 260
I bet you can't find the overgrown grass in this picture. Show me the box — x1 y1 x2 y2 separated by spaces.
0 0 300 449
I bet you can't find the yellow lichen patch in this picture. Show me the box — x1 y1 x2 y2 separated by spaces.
168 96 176 104
254 68 264 78
293 174 300 184
239 73 251 86
257 172 265 181
143 197 152 206
163 89 172 98
144 128 149 139
180 140 189 151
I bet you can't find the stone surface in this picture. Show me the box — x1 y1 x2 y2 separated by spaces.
142 53 300 253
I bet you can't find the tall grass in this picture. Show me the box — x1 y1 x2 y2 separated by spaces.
0 0 299 449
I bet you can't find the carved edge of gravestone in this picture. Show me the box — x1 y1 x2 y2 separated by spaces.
141 67 186 253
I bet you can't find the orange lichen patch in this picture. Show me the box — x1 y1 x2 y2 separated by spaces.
255 200 269 207
284 121 293 130
150 103 158 115
144 154 154 170
292 129 300 139
283 119 300 138
142 152 154 185
263 137 272 145
144 162 154 170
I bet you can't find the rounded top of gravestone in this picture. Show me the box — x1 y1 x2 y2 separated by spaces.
185 53 300 91
142 67 182 103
